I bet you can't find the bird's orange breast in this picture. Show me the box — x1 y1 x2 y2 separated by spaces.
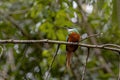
68 32 80 42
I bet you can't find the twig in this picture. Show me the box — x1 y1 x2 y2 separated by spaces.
0 46 3 58
118 52 120 80
81 48 90 80
8 9 29 15
102 44 120 48
80 33 103 42
0 39 120 52
45 44 60 80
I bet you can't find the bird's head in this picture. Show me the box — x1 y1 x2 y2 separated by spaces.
67 28 79 35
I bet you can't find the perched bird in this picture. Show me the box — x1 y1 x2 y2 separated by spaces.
66 28 80 68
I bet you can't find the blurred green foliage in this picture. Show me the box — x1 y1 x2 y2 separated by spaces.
0 0 120 80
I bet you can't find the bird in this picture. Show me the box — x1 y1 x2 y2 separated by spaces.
66 28 80 68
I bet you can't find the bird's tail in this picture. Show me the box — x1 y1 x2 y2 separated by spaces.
66 51 72 68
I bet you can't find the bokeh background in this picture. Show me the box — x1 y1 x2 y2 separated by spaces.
0 0 120 80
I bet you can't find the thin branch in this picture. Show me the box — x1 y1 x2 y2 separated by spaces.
0 46 3 58
0 39 120 52
102 44 120 48
118 52 120 80
45 44 60 80
81 48 90 80
8 9 29 15
81 33 103 42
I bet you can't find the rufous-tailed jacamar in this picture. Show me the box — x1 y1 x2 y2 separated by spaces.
66 28 80 68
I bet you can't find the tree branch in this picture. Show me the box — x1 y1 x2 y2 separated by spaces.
118 53 120 80
0 39 120 52
45 44 60 80
81 48 90 80
0 46 3 59
80 33 103 42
